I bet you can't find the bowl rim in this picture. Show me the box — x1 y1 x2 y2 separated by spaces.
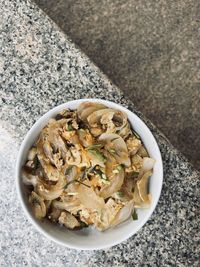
16 98 163 250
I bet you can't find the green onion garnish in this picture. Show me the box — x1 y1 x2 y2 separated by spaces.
86 144 103 150
116 191 124 198
65 165 74 175
87 149 107 162
108 148 116 154
132 209 138 220
117 164 124 171
132 172 139 178
133 130 140 139
67 123 73 131
63 179 90 189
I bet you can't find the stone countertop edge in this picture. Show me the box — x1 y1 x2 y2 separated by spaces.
0 0 199 267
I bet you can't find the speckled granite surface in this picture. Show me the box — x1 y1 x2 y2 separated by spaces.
0 0 199 266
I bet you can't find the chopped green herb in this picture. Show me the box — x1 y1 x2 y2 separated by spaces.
63 179 91 189
67 123 73 131
76 180 91 188
132 172 139 178
116 191 124 198
108 148 116 154
67 192 78 196
101 179 110 185
88 149 107 162
80 221 88 228
117 164 124 171
132 209 138 220
111 137 119 142
87 166 96 174
94 168 102 177
78 128 85 133
80 167 88 180
65 165 73 175
86 144 103 150
133 130 140 139
95 169 107 180
33 156 39 170
108 148 121 157
63 180 76 189
101 173 107 180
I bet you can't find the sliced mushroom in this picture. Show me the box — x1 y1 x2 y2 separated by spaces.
22 169 38 187
87 109 113 127
77 129 93 147
41 163 61 182
44 200 52 212
55 109 76 120
87 108 127 135
36 183 64 201
37 135 65 181
116 123 131 139
29 191 46 219
48 207 62 223
36 165 78 200
77 102 106 121
27 147 37 161
43 141 54 164
90 127 103 137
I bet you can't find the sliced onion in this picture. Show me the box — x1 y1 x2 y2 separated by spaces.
52 199 81 214
142 157 155 173
99 133 131 167
137 170 152 202
100 168 124 199
133 171 152 208
111 200 134 227
77 182 105 211
58 211 80 229
22 170 38 187
94 198 122 231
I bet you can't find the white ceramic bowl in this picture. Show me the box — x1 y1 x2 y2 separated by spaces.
16 99 163 250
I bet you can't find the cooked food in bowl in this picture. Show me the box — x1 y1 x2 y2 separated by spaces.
22 102 155 231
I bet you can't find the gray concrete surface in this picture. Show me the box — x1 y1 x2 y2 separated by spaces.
34 0 200 170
